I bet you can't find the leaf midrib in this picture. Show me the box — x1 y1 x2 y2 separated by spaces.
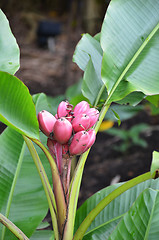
1 141 25 240
144 191 158 240
83 213 124 238
105 22 159 104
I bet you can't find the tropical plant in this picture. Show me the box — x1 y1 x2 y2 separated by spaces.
0 0 159 239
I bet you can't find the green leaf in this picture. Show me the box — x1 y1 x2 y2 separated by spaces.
0 94 53 239
0 72 39 139
73 33 106 105
116 92 145 106
94 33 101 42
101 0 159 103
108 189 159 239
129 123 149 147
0 10 20 74
111 109 121 126
82 59 107 105
73 33 102 72
106 123 148 152
47 95 65 115
146 95 159 107
0 127 52 240
105 104 143 122
148 103 159 116
33 93 52 115
75 178 159 239
107 128 128 141
66 79 88 106
30 230 54 240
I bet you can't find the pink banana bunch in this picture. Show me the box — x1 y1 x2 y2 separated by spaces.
38 100 99 172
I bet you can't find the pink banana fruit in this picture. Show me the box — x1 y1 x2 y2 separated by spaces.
72 113 90 132
57 101 73 118
73 101 90 116
86 108 99 128
53 117 73 144
38 110 56 137
69 131 90 156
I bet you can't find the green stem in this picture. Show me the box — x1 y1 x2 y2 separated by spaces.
73 171 155 240
94 102 111 133
94 84 107 107
32 138 67 237
23 136 59 240
0 213 29 240
63 102 111 240
1 142 26 240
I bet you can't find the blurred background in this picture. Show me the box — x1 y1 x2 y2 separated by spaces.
1 0 159 206
0 0 110 96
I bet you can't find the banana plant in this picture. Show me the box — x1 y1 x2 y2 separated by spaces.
0 0 159 239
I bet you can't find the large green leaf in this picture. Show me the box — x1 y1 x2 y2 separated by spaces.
0 93 53 239
0 10 20 74
30 230 54 240
0 71 39 139
101 0 159 103
108 188 159 239
74 179 159 239
73 34 105 105
30 218 54 239
73 26 144 106
0 127 52 240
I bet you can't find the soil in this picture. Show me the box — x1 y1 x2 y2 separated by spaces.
2 13 159 208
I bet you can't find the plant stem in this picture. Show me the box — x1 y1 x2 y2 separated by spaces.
32 138 67 237
0 213 29 240
62 102 111 240
1 142 26 240
94 84 107 107
73 171 155 240
23 136 59 240
61 157 72 202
